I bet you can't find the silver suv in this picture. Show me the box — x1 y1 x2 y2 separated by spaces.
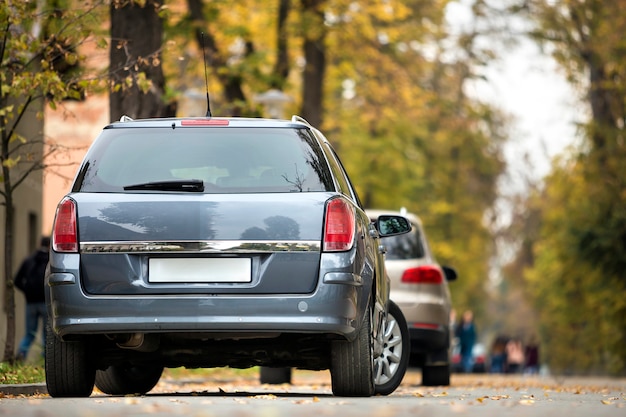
366 209 457 386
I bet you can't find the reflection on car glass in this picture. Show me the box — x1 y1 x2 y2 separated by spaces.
382 232 424 260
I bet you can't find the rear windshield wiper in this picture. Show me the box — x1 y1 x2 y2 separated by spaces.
123 179 205 192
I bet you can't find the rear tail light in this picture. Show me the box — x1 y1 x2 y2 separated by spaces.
401 265 443 284
323 198 355 252
52 197 78 253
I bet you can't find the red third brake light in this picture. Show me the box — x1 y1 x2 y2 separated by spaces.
52 197 78 253
323 198 355 252
401 265 444 284
181 119 229 126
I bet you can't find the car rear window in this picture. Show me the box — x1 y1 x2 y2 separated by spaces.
381 228 425 260
74 127 334 193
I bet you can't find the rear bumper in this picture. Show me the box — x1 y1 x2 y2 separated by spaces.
392 296 450 353
47 270 365 341
408 326 449 352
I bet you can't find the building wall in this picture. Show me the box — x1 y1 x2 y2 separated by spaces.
0 96 45 361
42 96 107 233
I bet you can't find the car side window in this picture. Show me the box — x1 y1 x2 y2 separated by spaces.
313 131 360 203
328 147 366 209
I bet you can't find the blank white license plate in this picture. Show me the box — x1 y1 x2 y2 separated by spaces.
149 258 252 283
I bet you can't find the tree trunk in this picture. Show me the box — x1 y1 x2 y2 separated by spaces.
109 0 175 122
1 146 15 363
272 0 291 89
300 0 326 128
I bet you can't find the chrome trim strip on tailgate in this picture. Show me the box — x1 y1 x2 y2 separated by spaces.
80 241 321 253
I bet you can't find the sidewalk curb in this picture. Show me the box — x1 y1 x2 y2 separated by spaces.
0 383 47 396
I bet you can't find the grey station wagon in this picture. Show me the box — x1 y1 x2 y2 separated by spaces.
45 115 411 398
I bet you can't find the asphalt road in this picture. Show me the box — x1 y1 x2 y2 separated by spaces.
1 368 624 417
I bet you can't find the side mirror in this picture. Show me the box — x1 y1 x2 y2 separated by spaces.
442 266 457 282
376 215 412 237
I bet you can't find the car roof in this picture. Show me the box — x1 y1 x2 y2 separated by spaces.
104 115 311 130
366 208 423 227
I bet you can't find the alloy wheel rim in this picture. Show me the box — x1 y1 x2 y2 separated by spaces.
374 312 403 385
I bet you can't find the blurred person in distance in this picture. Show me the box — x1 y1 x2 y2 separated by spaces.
455 310 477 373
524 334 540 375
505 337 525 374
14 236 50 362
490 335 508 374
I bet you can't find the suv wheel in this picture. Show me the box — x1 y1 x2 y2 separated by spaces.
45 321 95 397
330 301 375 397
374 300 410 395
95 363 163 395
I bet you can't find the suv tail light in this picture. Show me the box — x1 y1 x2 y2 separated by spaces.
401 265 443 284
323 198 355 251
52 197 78 253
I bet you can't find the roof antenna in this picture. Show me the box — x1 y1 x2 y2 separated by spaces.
201 32 212 117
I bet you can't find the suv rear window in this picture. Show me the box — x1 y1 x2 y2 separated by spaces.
74 127 334 193
381 228 425 260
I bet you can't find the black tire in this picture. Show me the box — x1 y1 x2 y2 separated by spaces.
422 364 451 386
95 363 163 395
374 300 410 395
45 321 95 398
330 303 375 397
259 367 292 384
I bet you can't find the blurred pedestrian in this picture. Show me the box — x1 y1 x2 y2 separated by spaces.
505 337 524 373
524 334 540 375
455 310 476 373
14 236 50 361
490 335 508 374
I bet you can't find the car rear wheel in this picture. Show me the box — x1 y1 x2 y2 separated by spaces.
330 302 375 397
45 321 95 398
95 363 164 395
374 300 410 395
